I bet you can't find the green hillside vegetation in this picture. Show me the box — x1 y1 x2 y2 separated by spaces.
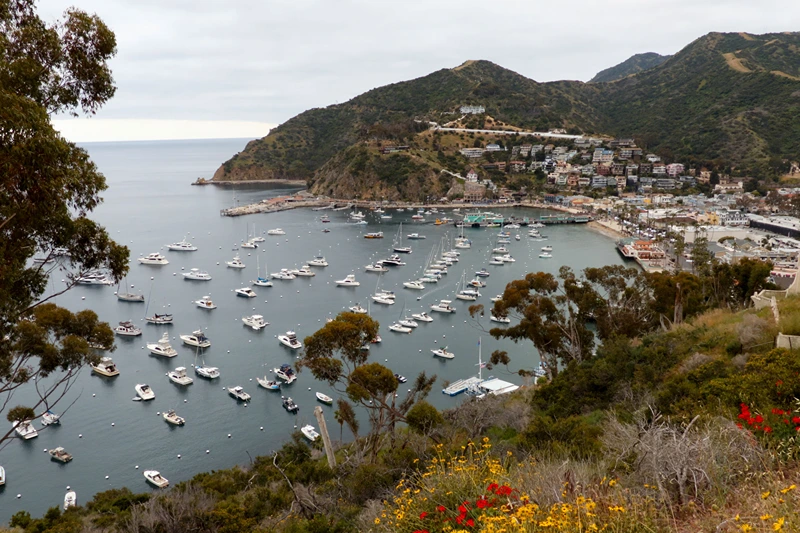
589 52 672 83
214 32 800 197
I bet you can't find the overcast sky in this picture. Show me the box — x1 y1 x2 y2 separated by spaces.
40 0 800 142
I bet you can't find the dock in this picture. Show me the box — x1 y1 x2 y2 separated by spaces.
442 376 483 396
539 214 592 224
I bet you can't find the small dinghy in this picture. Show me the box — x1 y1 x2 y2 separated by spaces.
282 396 299 413
315 392 333 405
257 376 281 391
431 346 455 359
41 410 61 426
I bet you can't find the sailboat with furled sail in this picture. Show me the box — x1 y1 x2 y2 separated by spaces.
393 222 412 254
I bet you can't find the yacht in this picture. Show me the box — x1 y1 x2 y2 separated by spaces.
541 245 553 252
167 366 193 386
492 246 508 254
500 254 516 263
393 245 412 254
145 313 173 324
515 234 521 241
307 256 328 267
235 287 257 298
13 420 38 439
349 210 365 219
456 290 479 302
403 280 425 290
0 466 5 486
252 276 273 287
144 470 169 488
180 329 211 348
407 233 426 240
411 214 424 221
490 315 511 324
394 373 407 383
64 490 77 510
315 392 333 405
147 332 178 357
242 314 268 330
431 346 455 359
138 252 169 265
282 396 299 413
194 363 220 379
117 290 145 302
371 293 395 305
335 274 360 287
228 386 251 402
490 295 503 303
257 376 281 391
411 311 433 322
489 257 505 265
419 275 439 284
114 321 142 336
475 268 490 278
271 269 296 280
274 363 297 383
292 266 315 277
162 409 185 426
278 331 302 350
91 357 119 377
349 304 368 314
398 318 419 328
195 296 216 309
240 240 257 249
364 232 383 239
49 447 72 463
226 255 246 269
389 323 412 333
468 278 486 288
301 424 319 442
539 252 553 259
378 254 406 266
182 268 212 281
430 300 456 313
365 263 389 273
135 384 155 401
167 238 197 251
267 228 286 236
76 272 112 285
41 410 61 426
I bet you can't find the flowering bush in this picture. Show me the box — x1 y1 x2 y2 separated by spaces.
737 400 800 462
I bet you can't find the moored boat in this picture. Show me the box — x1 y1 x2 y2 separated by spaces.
167 366 193 386
274 363 297 383
114 321 142 336
195 296 216 309
145 313 173 324
432 346 455 359
49 447 73 463
147 332 178 357
180 329 211 348
282 396 299 413
301 424 319 441
228 386 251 401
91 357 120 377
257 376 281 391
430 300 456 313
144 470 169 488
135 384 155 401
235 287 257 298
242 314 268 330
162 409 186 426
315 392 333 405
13 420 38 439
278 331 302 350
182 268 212 281
64 489 76 510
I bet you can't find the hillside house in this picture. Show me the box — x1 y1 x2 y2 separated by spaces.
597 164 611 176
646 154 661 163
592 176 608 188
666 163 685 178
592 149 614 163
511 146 521 157
652 165 667 175
460 105 485 114
520 145 532 157
460 148 485 158
611 163 626 176
482 162 506 171
464 182 486 202
380 145 409 154
485 143 503 152
556 175 568 187
626 164 639 176
656 178 677 190
609 138 636 148
509 161 527 173
465 167 479 182
578 176 591 188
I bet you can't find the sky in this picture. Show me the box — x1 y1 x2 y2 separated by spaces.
39 0 800 143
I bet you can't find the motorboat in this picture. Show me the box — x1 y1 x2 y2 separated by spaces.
349 211 365 219
138 252 169 265
500 254 516 263
432 346 455 359
364 232 384 239
375 290 396 300
135 384 155 400
167 366 193 386
490 295 503 303
228 386 251 402
64 489 76 510
144 470 169 488
430 300 456 313
145 313 173 324
274 363 297 383
271 269 296 280
49 447 72 463
194 363 219 379
278 331 302 350
235 287 257 298
182 268 212 281
162 409 185 426
489 257 505 265
365 263 389 273
498 238 511 244
378 254 405 266
242 314 268 330
195 296 217 309
515 234 521 241
541 245 553 252
539 252 553 259
349 304 368 314
419 275 439 284
389 323 412 333
398 318 419 328
41 410 61 426
257 376 281 391
411 311 433 322
468 278 486 288
456 291 478 301
147 332 178 357
282 396 299 413
320 215 330 223
380 214 392 220
76 271 112 285
490 315 511 324
403 280 425 290
240 240 257 249
267 228 286 235
301 424 319 441
492 246 508 254
315 392 333 405
335 274 360 287
455 238 471 249
407 233 426 240
293 266 316 277
180 329 211 348
166 237 197 251
226 255 246 269
411 214 424 221
13 420 38 439
307 256 328 267
114 321 142 336
91 357 119 377
371 293 395 305
394 374 407 383
0 466 4 486
475 268 490 278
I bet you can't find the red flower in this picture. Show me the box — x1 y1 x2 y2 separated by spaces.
419 512 428 519
772 408 785 415
754 415 764 424
764 426 773 433
776 380 784 386
792 416 800 424
456 515 464 525
466 518 476 527
497 485 513 496
437 505 446 513
487 482 499 493
413 530 429 533
476 498 489 509
458 504 468 514
737 423 743 429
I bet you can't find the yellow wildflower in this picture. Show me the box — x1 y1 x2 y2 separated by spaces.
373 518 380 525
773 517 785 531
761 514 772 521
608 479 617 487
761 491 771 499
740 525 753 532
780 484 796 494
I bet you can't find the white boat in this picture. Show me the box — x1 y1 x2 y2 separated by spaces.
240 240 257 249
145 313 173 324
432 346 455 359
292 266 315 277
515 235 521 241
135 383 155 401
257 376 281 391
349 211 365 219
349 304 368 314
475 268 490 278
335 274 360 287
365 263 389 273
492 246 508 254
41 410 61 426
274 364 297 383
411 312 433 322
430 300 456 313
242 314 268 330
167 366 194 386
407 233 426 240
539 252 553 259
228 386 251 401
411 214 424 221
182 268 212 281
489 257 504 265
500 254 515 263
180 329 210 348
167 237 197 251
64 490 76 510
282 396 299 412
380 215 392 220
252 276 273 287
271 269 296 280
91 357 119 377
403 280 425 290
235 287 257 298
114 321 142 336
541 245 553 252
315 392 333 405
226 255 246 269
138 252 169 265
49 447 72 463
468 278 486 288
490 315 511 324
307 256 328 267
162 409 185 425
378 254 406 266
144 470 169 488
456 291 478 301
490 295 503 303
194 363 219 379
13 420 38 439
117 290 145 302
398 318 418 328
147 332 178 357
419 275 439 284
371 293 395 305
389 323 412 333
301 424 320 442
0 466 5 486
76 271 112 285
364 231 383 239
195 296 216 309
267 228 286 235
278 331 302 350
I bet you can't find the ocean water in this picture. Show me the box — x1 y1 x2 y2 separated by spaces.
0 138 625 522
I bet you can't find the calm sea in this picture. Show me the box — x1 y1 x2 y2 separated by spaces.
0 138 624 522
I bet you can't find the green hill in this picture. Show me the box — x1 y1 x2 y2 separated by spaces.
589 52 672 83
214 32 800 195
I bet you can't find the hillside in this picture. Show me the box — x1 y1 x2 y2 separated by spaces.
214 31 800 196
589 52 672 82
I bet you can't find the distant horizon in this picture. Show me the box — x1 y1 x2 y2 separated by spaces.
52 118 275 144
75 136 257 145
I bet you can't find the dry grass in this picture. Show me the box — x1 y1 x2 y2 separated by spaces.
723 52 753 73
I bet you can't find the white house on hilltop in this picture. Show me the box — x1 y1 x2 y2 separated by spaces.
460 105 485 114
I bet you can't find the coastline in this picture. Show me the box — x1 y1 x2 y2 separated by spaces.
586 220 627 240
194 178 307 186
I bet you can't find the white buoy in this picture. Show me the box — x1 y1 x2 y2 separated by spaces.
206 450 210 453
78 434 83 438
135 465 139 469
43 448 47 452
92 393 96 397
81 296 85 300
227 434 232 438
105 475 109 479
177 454 181 458
260 427 264 431
184 399 187 403
111 423 115 426
16 494 21 499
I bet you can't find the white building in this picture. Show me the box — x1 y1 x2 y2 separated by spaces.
460 105 485 114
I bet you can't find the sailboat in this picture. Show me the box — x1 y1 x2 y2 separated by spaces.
442 338 486 396
393 222 412 254
144 280 173 324
456 271 480 301
252 255 273 287
116 278 145 302
455 219 471 249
